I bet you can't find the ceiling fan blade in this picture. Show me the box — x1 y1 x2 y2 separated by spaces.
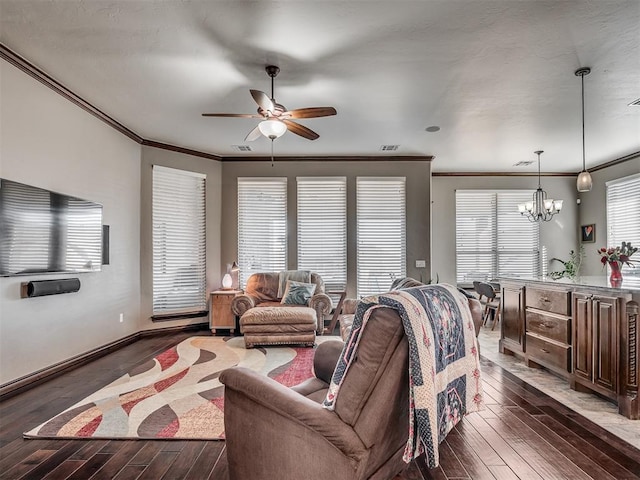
244 125 262 142
282 120 320 140
282 107 337 119
202 113 262 118
250 89 275 113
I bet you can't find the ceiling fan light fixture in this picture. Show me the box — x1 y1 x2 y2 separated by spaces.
258 119 287 139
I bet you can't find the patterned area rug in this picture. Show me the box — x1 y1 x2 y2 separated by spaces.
25 336 333 440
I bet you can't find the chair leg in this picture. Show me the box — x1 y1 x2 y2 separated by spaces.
482 305 490 326
491 307 500 331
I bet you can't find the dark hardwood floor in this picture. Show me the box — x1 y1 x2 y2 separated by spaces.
1 331 639 479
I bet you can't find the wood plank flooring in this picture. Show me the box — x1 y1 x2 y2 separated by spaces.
1 331 639 479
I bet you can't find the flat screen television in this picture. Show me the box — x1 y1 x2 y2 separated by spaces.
0 178 103 276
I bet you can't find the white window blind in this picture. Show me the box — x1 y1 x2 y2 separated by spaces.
456 190 540 285
238 177 287 287
152 166 206 315
607 173 640 286
357 177 406 298
297 177 347 295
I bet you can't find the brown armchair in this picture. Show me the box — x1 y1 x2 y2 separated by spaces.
231 271 332 334
219 306 411 480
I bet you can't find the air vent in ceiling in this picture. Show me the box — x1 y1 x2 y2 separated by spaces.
629 98 640 106
232 145 252 152
380 145 400 151
513 160 534 167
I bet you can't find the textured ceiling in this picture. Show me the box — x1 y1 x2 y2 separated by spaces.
1 0 638 172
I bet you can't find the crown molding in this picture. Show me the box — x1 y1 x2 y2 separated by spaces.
588 151 640 173
141 140 223 161
221 155 433 162
432 171 575 177
0 43 143 144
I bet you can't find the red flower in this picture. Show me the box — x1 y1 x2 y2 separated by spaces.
598 242 638 267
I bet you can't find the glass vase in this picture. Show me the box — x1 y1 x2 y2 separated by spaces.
608 261 623 288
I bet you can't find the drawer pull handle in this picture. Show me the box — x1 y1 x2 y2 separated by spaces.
541 323 552 328
541 297 550 303
541 348 550 354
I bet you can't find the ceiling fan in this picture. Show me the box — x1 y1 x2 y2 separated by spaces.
202 65 337 142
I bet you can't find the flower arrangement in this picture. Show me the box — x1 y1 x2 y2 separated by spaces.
598 242 638 267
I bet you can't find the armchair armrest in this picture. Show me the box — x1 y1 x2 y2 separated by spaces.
231 294 258 316
342 298 359 315
313 340 344 383
219 367 366 458
309 293 332 333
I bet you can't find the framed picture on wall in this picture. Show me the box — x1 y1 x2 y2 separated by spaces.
581 224 596 243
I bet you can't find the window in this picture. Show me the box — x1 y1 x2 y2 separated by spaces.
297 177 347 295
456 190 540 285
152 166 206 315
607 173 640 286
357 177 406 298
238 177 287 286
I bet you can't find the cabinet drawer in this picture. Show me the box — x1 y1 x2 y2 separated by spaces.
526 288 571 315
526 333 571 373
212 294 234 305
526 311 570 344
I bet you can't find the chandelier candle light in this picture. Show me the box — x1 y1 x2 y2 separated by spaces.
518 151 563 222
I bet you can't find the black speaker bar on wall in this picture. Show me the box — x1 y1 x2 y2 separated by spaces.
102 225 110 265
20 278 81 298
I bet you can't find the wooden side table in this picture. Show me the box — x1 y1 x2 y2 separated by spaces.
210 290 242 334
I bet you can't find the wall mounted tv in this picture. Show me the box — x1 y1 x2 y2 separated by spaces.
0 179 103 276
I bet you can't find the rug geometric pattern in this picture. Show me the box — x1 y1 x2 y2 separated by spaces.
25 336 329 440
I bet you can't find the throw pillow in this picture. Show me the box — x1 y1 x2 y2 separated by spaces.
281 280 317 305
277 270 311 298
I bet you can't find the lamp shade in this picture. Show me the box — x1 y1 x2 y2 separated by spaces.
577 171 593 192
258 119 287 139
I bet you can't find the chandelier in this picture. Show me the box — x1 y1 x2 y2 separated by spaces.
517 151 563 222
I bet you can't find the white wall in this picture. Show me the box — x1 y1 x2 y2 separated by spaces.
431 175 579 285
578 155 640 276
139 146 222 331
0 60 142 384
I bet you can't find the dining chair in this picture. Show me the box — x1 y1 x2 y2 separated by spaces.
474 281 501 330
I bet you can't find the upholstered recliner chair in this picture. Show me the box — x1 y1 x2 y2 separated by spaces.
219 292 483 480
231 271 332 335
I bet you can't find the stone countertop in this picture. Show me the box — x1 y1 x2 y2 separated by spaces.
497 275 640 294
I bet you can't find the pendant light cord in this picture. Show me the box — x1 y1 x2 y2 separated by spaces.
581 73 586 171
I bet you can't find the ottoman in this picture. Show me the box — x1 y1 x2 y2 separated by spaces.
240 306 317 348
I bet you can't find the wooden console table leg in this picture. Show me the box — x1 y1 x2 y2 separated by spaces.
325 291 346 335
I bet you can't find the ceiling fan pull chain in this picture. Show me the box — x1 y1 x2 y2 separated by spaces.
271 139 275 167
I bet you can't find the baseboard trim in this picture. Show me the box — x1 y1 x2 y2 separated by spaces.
0 322 208 401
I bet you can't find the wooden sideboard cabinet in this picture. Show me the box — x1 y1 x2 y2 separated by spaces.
499 276 639 419
210 290 242 334
499 282 526 356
